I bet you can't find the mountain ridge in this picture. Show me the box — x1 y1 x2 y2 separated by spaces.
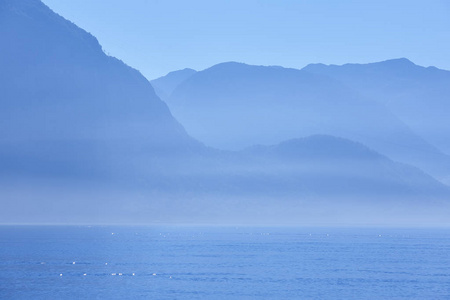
302 58 450 156
166 61 450 181
1 0 449 225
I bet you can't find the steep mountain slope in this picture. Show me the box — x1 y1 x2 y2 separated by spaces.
303 58 450 156
0 0 201 181
151 68 197 101
167 62 450 181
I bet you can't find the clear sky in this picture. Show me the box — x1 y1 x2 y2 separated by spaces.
41 0 450 80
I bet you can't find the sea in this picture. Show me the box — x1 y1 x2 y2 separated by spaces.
0 226 449 299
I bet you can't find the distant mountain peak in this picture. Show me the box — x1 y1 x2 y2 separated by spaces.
206 61 252 71
206 61 291 72
162 68 196 78
368 58 418 70
382 57 415 65
303 58 418 72
151 68 198 100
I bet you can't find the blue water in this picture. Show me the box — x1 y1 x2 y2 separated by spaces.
0 226 449 299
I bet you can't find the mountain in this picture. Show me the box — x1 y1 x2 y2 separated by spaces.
303 58 450 156
0 0 201 183
135 135 450 225
0 0 449 226
151 68 197 101
235 135 448 198
166 62 450 181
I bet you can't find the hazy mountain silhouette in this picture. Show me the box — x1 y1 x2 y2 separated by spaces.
0 0 202 182
0 0 449 225
3 131 449 225
130 134 449 225
303 58 450 157
151 68 197 101
231 135 448 197
166 62 450 181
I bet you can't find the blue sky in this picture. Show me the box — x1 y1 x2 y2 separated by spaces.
42 0 450 79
